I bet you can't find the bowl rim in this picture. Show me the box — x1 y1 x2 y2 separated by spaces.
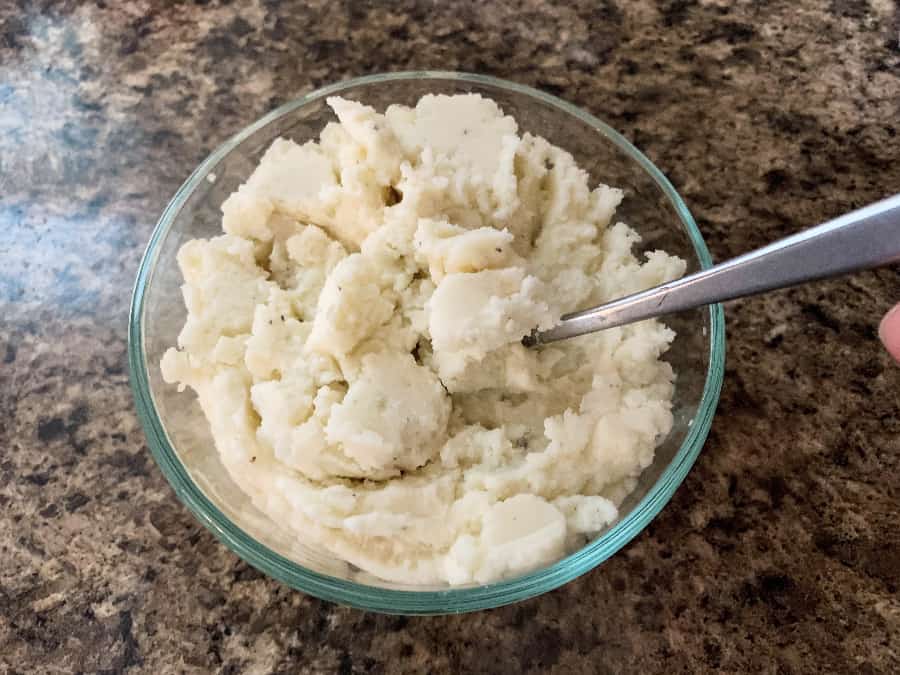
128 70 725 614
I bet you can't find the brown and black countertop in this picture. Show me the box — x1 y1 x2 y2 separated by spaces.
1 1 899 672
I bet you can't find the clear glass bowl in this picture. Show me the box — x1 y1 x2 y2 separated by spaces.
129 72 725 614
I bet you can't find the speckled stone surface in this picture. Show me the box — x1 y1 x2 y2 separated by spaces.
2 0 899 672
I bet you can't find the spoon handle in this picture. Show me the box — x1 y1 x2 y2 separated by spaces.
528 193 900 345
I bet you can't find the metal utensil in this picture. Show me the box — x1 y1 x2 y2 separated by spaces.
524 193 900 346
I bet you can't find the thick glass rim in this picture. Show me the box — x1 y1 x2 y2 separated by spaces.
128 71 725 614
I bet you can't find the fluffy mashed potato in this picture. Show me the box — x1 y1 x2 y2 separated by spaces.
161 94 686 585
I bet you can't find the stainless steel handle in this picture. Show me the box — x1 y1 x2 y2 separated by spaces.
528 193 900 345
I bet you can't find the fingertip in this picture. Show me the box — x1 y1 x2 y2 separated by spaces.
878 303 900 363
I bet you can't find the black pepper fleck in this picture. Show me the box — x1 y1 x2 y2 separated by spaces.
384 185 402 206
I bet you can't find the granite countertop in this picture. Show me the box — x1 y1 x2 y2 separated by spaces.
2 0 899 672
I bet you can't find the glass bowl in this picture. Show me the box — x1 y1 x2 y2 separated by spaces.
129 71 725 614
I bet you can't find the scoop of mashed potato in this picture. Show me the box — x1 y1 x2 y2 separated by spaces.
161 94 686 585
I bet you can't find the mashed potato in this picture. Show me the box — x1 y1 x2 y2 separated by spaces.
161 94 686 585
